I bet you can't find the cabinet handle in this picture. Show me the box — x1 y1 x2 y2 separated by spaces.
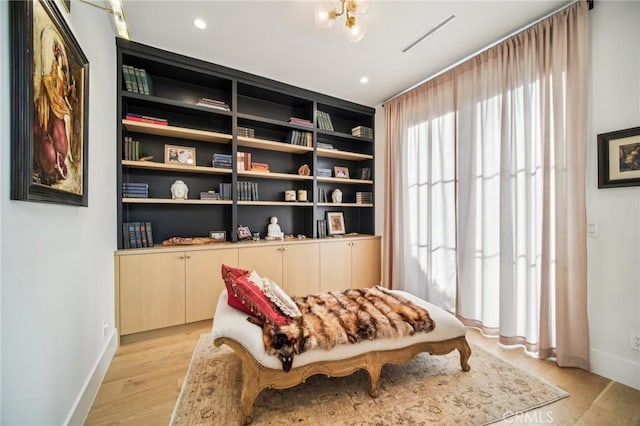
179 256 185 259
282 247 287 251
186 255 191 259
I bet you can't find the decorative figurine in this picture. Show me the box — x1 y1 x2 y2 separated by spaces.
170 179 189 199
332 188 343 203
266 216 284 240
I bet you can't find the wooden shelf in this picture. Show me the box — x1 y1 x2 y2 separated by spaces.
317 129 374 143
237 170 312 181
317 202 374 208
316 148 373 161
122 198 232 205
237 201 313 207
122 160 232 175
317 177 373 185
122 119 232 144
237 136 313 154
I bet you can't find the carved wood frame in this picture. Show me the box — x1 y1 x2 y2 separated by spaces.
214 335 472 425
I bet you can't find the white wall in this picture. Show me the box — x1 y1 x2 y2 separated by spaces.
0 1 117 423
586 1 640 390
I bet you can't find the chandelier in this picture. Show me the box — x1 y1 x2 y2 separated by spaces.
314 0 371 43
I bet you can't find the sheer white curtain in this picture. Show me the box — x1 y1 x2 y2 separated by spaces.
384 2 590 369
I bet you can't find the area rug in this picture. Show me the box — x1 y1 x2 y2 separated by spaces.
171 334 568 425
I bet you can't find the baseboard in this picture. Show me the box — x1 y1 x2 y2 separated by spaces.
590 348 640 390
64 329 118 425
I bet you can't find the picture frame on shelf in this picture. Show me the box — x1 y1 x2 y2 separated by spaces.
209 230 227 242
10 0 90 206
326 211 346 236
598 126 640 188
165 144 195 165
237 225 252 240
334 166 349 179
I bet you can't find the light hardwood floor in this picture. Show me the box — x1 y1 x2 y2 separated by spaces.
86 324 640 425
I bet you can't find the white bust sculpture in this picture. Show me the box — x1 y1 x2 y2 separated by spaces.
266 216 284 240
170 180 189 199
332 188 343 203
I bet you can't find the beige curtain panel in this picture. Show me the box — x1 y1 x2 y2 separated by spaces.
384 1 590 370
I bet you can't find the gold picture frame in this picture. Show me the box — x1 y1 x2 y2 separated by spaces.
165 144 196 165
326 211 346 235
334 166 349 179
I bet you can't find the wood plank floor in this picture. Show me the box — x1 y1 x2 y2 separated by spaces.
86 324 640 425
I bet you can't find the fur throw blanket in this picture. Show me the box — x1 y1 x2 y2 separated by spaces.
253 286 436 371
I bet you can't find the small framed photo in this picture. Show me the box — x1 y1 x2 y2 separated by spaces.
209 230 226 242
334 166 349 179
236 225 252 240
165 144 195 165
598 127 640 188
326 211 345 236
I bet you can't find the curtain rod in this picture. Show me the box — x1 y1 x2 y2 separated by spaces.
382 0 589 106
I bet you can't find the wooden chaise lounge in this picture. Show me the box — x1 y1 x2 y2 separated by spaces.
212 289 471 425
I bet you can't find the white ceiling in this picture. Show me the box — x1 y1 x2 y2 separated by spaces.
122 0 570 107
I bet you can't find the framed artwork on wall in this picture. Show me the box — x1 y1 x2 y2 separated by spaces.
598 126 640 188
326 211 346 236
10 0 90 206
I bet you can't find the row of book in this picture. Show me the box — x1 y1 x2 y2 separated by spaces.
213 153 232 169
250 162 270 173
123 137 143 161
289 117 313 127
200 190 222 200
122 65 154 95
195 97 230 111
317 142 335 150
352 125 373 138
123 221 154 249
238 126 255 138
125 113 168 126
217 183 233 200
123 182 148 198
237 152 252 171
317 111 334 131
286 130 312 147
317 187 330 203
356 191 373 204
238 181 259 201
317 168 332 177
317 220 328 238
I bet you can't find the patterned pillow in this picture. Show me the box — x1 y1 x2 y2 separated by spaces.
220 264 290 326
260 276 302 318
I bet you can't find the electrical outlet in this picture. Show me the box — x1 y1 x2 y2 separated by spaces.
631 332 640 352
103 321 109 338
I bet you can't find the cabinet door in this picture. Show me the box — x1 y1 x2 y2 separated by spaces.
238 245 283 283
119 252 185 335
351 238 381 288
320 241 352 292
282 243 320 296
186 248 238 323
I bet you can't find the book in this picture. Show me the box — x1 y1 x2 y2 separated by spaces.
145 222 154 246
134 68 149 95
128 223 137 248
140 69 153 95
123 65 139 93
140 222 148 247
121 65 133 92
122 222 131 249
133 223 143 248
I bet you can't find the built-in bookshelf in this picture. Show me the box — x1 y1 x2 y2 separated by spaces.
117 39 375 248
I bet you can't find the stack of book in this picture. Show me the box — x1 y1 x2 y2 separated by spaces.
250 162 270 173
317 187 329 203
125 113 168 126
352 125 373 138
286 130 312 147
237 181 259 201
317 142 335 150
122 65 154 95
200 190 221 200
237 126 255 138
122 221 154 249
317 220 328 238
218 183 232 200
122 182 148 198
317 111 334 131
358 167 371 180
212 153 232 169
356 191 373 204
289 117 314 127
317 168 332 177
195 97 230 111
237 152 252 171
123 137 143 161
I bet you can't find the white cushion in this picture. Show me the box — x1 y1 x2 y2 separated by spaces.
212 289 467 370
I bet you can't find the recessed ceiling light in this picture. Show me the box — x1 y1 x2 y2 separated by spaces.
194 18 207 30
360 76 369 84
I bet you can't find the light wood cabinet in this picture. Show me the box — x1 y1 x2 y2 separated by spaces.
238 242 320 297
320 237 381 292
185 248 238 323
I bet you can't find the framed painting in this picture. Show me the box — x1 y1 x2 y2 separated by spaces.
326 211 346 236
10 0 89 206
598 127 640 188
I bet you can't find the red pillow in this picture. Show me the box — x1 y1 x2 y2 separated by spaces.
220 264 290 326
